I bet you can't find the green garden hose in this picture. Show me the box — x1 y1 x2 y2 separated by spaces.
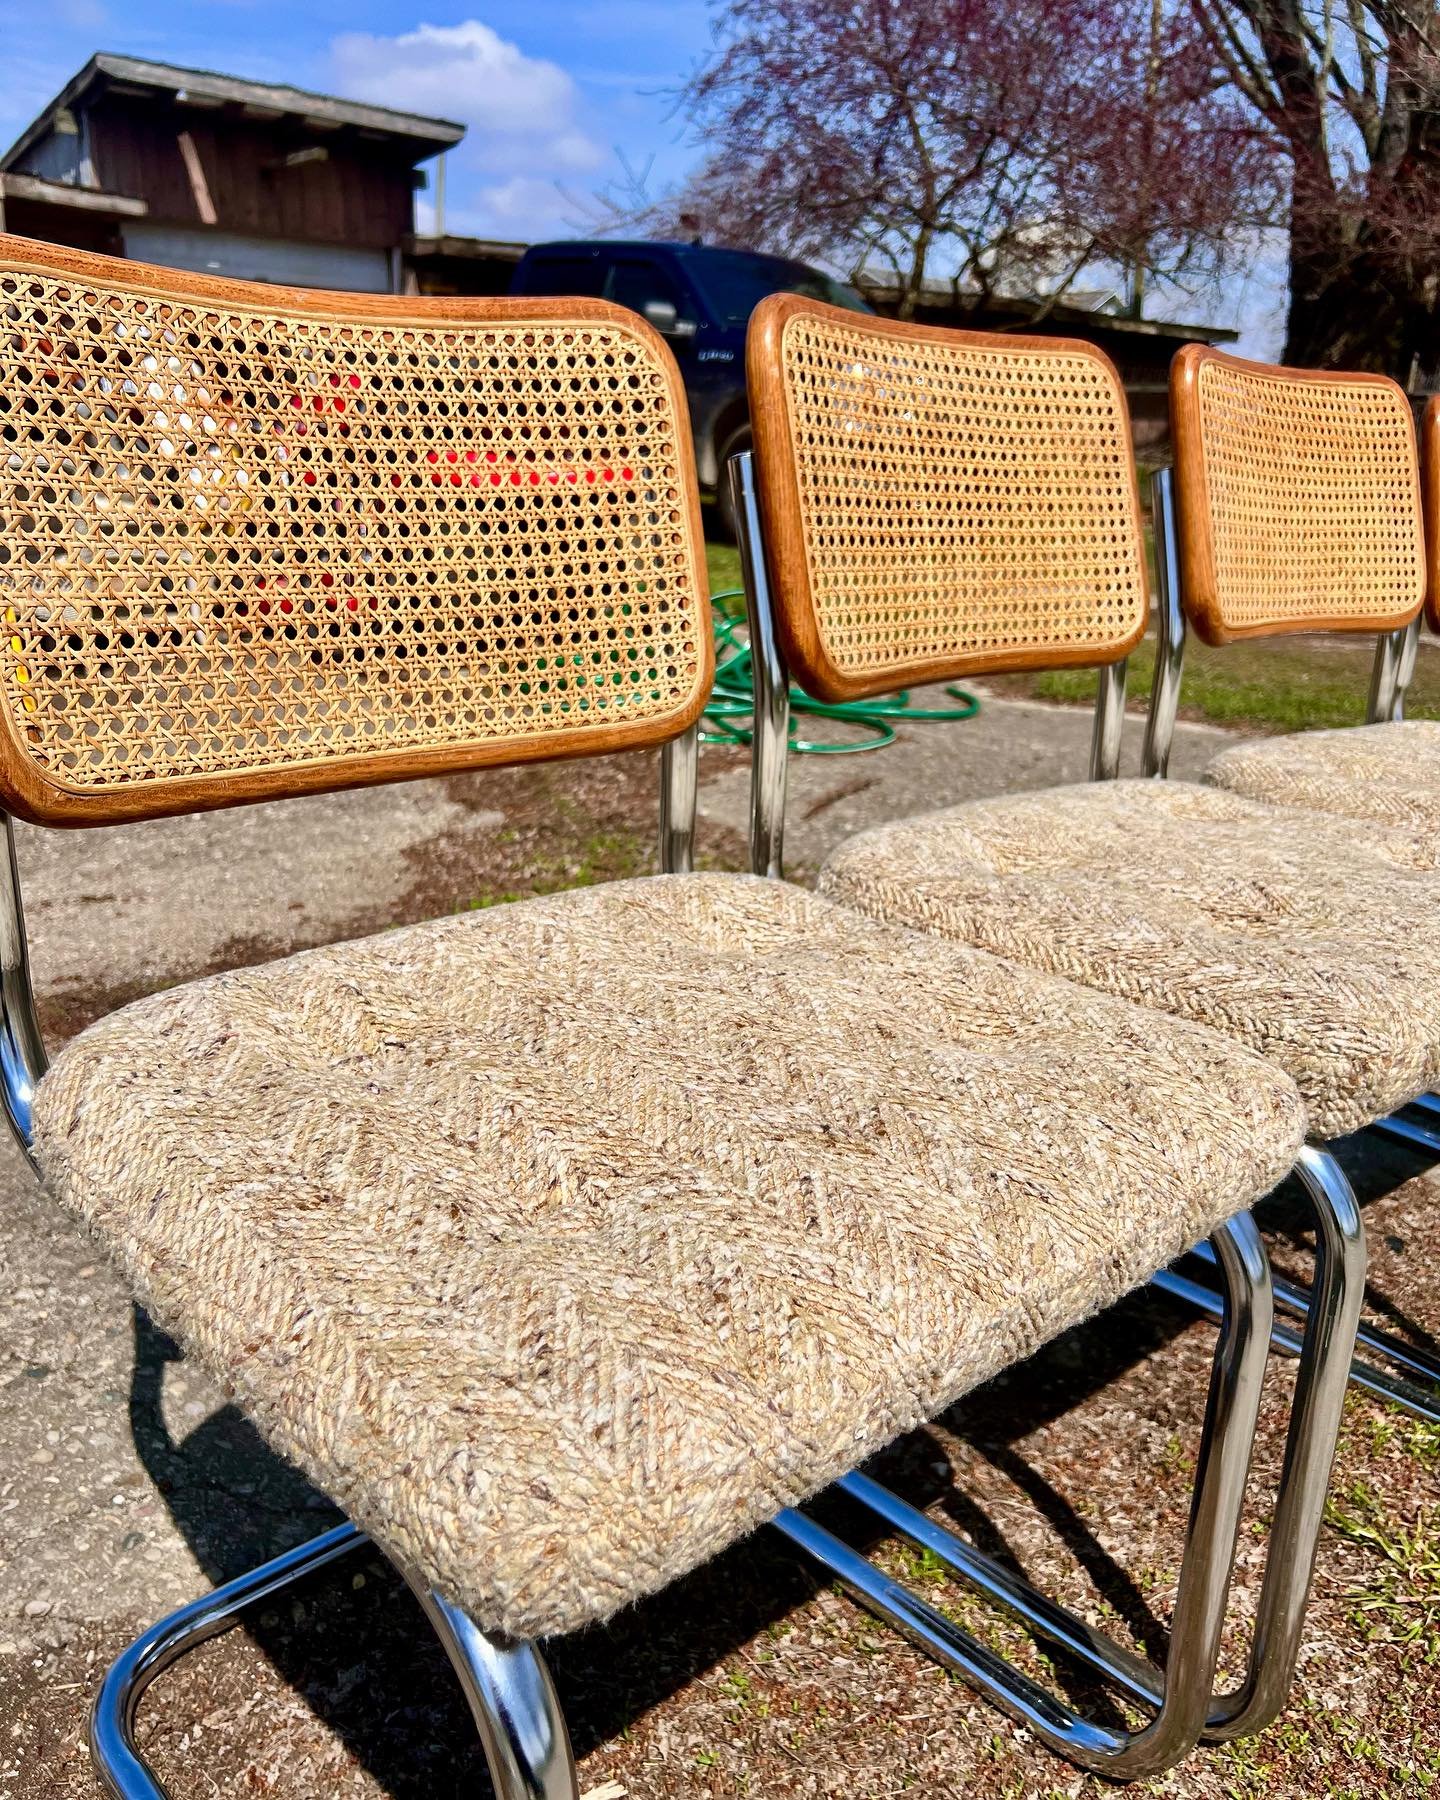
701 591 980 754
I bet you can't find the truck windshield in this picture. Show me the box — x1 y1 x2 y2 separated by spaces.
688 252 871 327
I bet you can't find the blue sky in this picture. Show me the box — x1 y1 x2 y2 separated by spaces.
0 0 1284 350
0 1 716 239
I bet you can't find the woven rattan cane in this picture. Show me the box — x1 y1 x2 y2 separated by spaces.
0 234 710 826
1170 345 1424 647
746 296 1149 704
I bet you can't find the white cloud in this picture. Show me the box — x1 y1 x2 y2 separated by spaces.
473 176 575 228
333 21 573 135
330 21 607 237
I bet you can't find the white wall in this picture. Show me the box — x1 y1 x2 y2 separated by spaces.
122 225 392 291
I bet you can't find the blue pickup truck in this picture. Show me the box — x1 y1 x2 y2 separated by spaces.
511 239 871 535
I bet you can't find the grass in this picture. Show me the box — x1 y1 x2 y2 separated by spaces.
705 537 743 603
995 626 1440 736
1326 1476 1440 1661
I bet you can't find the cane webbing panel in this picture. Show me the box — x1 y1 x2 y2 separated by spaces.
1171 346 1424 646
0 237 709 824
747 297 1148 703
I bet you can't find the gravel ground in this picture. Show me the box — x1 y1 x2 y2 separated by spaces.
2 693 1437 1799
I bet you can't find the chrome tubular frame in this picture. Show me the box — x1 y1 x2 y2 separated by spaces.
0 812 47 1171
773 1213 1274 1779
403 1581 579 1800
1367 616 1420 724
1141 467 1186 780
659 720 699 875
1089 658 1128 780
1398 1090 1440 1134
1372 1099 1440 1160
730 451 790 879
1154 1145 1366 1736
90 1526 368 1798
88 1522 579 1800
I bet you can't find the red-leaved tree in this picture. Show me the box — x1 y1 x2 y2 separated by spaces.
654 0 1275 320
1191 1 1440 373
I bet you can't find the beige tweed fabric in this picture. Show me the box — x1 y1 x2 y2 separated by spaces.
33 873 1303 1641
1205 722 1440 856
820 780 1440 1140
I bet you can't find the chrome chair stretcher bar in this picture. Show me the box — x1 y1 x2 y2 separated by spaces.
729 447 1366 1746
1142 464 1440 1421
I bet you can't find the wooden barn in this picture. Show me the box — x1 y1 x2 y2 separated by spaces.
0 54 462 293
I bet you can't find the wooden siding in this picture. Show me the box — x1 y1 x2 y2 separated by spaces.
87 95 414 248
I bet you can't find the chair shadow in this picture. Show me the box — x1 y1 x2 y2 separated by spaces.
124 1129 1439 1792
1259 1131 1440 1354
124 1279 1186 1787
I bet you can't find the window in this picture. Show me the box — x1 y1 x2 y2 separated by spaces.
688 253 870 327
519 255 606 298
604 259 693 324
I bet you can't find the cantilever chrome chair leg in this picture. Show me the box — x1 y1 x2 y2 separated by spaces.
1366 616 1420 725
730 453 789 881
89 1525 579 1800
1160 1145 1366 1741
404 1581 579 1800
773 1212 1274 1780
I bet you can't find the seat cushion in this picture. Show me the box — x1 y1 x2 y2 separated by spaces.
33 873 1303 1641
1205 721 1440 853
820 780 1440 1140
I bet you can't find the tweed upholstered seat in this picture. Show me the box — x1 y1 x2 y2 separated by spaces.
819 780 1440 1141
1204 722 1440 855
33 872 1303 1641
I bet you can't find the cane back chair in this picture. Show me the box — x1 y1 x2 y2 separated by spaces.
1160 345 1432 816
1154 347 1440 1383
746 303 1437 1106
0 236 1337 1791
1178 342 1440 1222
737 293 1429 1735
1159 351 1435 848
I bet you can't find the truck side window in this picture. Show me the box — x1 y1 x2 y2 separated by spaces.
605 259 695 331
519 256 606 298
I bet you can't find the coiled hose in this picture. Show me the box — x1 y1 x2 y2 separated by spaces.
701 592 980 754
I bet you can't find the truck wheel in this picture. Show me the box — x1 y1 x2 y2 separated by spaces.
713 423 753 543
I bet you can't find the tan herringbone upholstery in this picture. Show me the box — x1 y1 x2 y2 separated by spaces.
33 873 1303 1640
1204 722 1440 854
820 782 1440 1140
